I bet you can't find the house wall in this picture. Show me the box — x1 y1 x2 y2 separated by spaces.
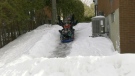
97 0 135 53
119 0 135 53
106 9 120 52
97 0 119 16
97 0 120 52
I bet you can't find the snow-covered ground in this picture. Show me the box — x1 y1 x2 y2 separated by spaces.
0 23 134 76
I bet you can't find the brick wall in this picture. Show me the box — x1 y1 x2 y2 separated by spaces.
98 0 119 16
119 0 135 53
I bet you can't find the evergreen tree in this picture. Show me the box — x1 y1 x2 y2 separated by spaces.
57 0 84 22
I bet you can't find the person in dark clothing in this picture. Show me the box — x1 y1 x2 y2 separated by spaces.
57 14 78 42
57 14 78 39
57 14 78 31
57 16 64 28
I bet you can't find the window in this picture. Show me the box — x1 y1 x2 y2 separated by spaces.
111 13 115 23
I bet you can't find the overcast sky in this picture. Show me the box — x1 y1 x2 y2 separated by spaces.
81 0 93 6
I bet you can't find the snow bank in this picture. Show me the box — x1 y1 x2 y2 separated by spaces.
69 23 116 56
1 54 135 76
0 24 62 64
28 25 62 57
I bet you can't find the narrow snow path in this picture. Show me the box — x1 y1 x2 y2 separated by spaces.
50 43 72 58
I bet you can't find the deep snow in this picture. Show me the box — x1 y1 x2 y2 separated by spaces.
1 54 135 76
0 23 134 76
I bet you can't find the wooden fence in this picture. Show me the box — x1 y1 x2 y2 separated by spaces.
0 9 51 48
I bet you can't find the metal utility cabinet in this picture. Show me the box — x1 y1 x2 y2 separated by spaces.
92 16 105 37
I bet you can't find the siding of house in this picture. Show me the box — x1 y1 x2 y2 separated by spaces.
119 0 135 53
107 9 120 52
97 0 120 52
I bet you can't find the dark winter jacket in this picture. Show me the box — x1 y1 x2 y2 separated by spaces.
57 14 78 30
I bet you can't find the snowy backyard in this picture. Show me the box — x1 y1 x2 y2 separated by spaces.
0 23 134 76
